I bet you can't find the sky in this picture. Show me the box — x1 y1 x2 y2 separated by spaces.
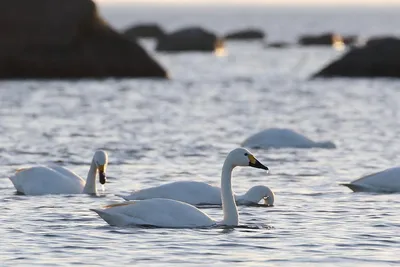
95 0 400 6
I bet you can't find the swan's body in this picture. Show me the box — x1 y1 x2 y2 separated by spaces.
117 181 274 206
92 199 216 228
341 167 400 193
241 128 336 149
91 148 269 228
9 150 108 195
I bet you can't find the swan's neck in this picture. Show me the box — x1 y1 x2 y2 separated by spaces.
221 161 238 226
83 159 97 194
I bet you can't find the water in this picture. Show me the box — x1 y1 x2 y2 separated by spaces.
1 4 400 267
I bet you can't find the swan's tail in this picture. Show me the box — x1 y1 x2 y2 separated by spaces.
340 183 365 192
115 194 127 199
115 194 135 201
90 208 126 226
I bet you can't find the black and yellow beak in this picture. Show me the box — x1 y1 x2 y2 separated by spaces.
248 154 269 171
98 165 107 185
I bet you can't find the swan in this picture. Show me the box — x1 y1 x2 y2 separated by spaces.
241 128 336 149
117 181 274 206
9 150 108 195
91 148 269 228
341 167 400 193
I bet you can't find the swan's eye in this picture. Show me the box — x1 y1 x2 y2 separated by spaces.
244 153 248 156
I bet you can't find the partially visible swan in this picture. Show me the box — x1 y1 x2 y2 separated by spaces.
9 150 108 195
241 128 336 149
117 181 274 206
341 167 400 193
91 148 269 228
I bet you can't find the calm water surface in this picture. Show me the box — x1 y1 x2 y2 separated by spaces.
1 5 400 267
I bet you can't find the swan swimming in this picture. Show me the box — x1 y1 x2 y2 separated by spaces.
9 150 108 195
241 128 336 149
91 148 269 228
117 181 274 206
341 167 400 193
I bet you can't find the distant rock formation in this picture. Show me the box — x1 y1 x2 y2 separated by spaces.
266 42 290 48
298 33 357 47
0 0 167 79
124 23 165 39
241 128 336 149
156 27 223 52
313 37 400 78
366 36 397 46
224 29 265 40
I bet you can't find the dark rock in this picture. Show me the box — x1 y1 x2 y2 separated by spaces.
0 0 167 79
156 27 223 52
366 36 398 46
124 23 165 39
298 33 343 46
224 29 265 40
266 42 290 48
313 37 400 78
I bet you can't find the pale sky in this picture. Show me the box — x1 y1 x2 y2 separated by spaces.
95 0 400 5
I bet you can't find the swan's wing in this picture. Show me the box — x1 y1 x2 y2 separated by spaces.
121 181 222 205
9 166 84 195
348 167 400 192
47 164 83 182
92 198 216 228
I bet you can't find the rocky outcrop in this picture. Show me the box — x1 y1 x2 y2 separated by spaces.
124 23 165 39
366 36 397 46
0 0 167 79
224 29 265 40
298 33 357 46
266 42 290 48
156 27 223 52
313 37 400 78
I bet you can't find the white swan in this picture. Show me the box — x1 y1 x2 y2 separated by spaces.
241 128 336 149
9 150 108 195
341 167 400 193
91 148 269 228
117 181 274 206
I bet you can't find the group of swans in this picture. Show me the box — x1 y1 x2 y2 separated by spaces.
9 148 271 228
91 148 270 228
9 146 400 228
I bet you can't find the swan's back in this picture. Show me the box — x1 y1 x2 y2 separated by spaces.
242 128 313 148
9 166 84 195
346 167 400 192
242 128 335 149
91 198 216 228
122 181 222 205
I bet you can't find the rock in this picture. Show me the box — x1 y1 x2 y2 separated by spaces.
241 128 336 149
156 27 223 52
224 29 265 40
298 33 344 46
0 0 167 79
313 37 400 78
366 36 397 46
266 42 290 48
124 23 165 39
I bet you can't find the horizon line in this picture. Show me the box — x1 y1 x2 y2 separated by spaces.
95 0 400 7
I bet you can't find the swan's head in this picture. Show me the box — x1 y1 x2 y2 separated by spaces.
94 150 108 184
227 148 269 170
241 185 275 206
